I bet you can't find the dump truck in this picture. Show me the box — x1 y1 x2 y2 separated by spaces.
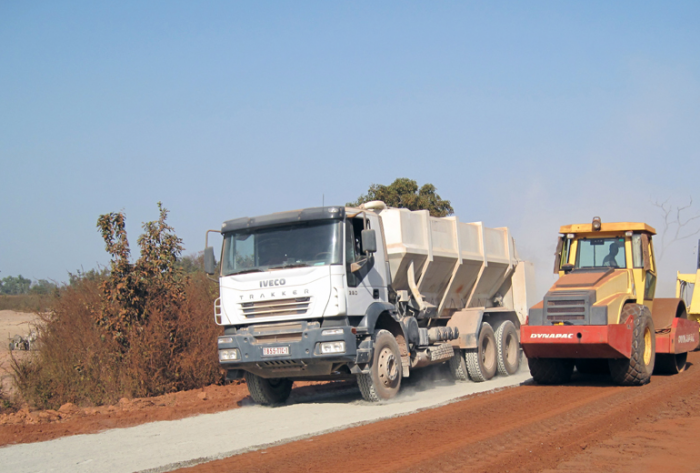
205 201 535 404
521 218 699 386
676 240 700 328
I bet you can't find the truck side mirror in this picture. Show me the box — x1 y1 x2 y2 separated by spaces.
204 247 217 275
361 229 377 253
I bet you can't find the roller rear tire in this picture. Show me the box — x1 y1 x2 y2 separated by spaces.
609 304 655 386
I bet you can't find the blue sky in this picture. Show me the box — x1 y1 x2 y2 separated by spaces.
1 2 699 295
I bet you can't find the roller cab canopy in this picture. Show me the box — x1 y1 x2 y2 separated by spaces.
559 222 656 236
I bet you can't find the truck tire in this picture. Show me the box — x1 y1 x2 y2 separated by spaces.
495 321 520 376
448 348 469 381
358 330 402 402
609 304 655 386
244 372 293 406
465 322 498 382
654 353 687 374
529 358 575 384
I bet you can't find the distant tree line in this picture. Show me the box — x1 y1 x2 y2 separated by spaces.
0 275 58 296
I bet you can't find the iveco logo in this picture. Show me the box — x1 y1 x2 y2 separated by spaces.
260 279 286 288
531 333 574 339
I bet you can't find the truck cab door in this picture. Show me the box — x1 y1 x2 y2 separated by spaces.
345 214 388 315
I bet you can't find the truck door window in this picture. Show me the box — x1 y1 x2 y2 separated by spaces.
345 218 370 288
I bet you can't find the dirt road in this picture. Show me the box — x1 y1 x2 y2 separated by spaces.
0 366 531 473
182 351 700 473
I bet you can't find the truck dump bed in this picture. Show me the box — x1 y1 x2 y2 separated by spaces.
379 208 534 320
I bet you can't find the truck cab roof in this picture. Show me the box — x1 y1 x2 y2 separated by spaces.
221 206 345 233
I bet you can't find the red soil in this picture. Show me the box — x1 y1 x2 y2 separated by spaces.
181 351 700 473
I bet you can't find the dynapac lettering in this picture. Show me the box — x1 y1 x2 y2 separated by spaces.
530 333 574 339
260 279 286 288
679 334 696 344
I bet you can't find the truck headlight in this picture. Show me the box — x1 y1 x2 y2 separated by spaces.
218 336 234 345
320 341 346 354
219 349 240 361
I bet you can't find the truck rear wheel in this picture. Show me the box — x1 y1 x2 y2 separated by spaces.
244 372 293 406
609 304 655 386
466 322 497 382
358 330 402 401
529 358 574 384
654 353 687 374
448 348 469 381
495 321 520 376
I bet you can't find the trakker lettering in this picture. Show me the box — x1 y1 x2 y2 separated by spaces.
260 279 286 288
530 333 574 339
239 289 309 300
679 334 696 344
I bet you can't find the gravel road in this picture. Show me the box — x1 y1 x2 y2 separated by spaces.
0 367 531 473
182 351 700 473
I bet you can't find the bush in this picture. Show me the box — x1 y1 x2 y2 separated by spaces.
13 204 222 409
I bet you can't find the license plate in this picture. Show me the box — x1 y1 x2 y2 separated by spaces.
262 346 289 356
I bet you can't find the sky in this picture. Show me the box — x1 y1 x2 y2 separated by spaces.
1 1 699 297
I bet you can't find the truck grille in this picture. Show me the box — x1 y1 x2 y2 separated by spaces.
240 297 311 318
546 299 586 321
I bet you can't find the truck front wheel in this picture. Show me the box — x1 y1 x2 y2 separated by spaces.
358 330 402 402
609 304 655 386
244 372 293 406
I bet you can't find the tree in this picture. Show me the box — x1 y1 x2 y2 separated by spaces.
96 202 185 346
176 252 204 274
0 275 32 295
652 197 700 261
29 279 58 295
348 178 454 217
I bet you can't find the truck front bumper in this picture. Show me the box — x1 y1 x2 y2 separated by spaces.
218 321 366 379
520 324 633 359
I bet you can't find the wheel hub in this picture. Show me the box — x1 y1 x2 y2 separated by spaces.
643 326 652 366
378 347 398 385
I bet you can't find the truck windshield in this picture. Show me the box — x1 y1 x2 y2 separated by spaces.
575 237 627 269
221 220 342 276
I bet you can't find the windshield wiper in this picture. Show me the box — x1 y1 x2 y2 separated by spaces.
230 268 263 275
269 263 311 270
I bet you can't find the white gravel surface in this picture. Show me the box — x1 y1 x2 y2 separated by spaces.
0 369 531 473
